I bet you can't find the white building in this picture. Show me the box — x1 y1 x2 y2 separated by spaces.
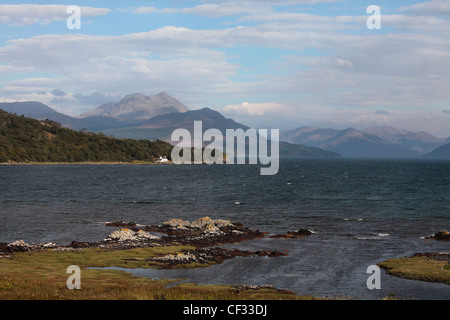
157 156 168 163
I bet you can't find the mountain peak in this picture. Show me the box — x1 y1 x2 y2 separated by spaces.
79 92 189 121
156 91 170 97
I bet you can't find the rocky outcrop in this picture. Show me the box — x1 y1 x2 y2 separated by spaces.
105 228 160 242
137 217 268 247
425 231 450 241
2 240 57 253
104 221 137 228
269 229 314 239
0 217 314 270
412 252 450 262
147 247 288 268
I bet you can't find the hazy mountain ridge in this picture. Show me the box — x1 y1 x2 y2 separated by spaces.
0 94 339 159
281 126 448 158
2 93 448 159
363 126 447 154
0 101 128 132
422 142 450 159
104 108 340 158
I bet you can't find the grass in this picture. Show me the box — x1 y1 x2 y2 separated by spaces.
0 246 315 300
378 256 450 285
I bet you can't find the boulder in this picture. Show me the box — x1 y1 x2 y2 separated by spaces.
425 231 450 241
269 229 314 239
105 228 160 242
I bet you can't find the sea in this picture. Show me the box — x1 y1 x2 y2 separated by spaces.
1 158 449 300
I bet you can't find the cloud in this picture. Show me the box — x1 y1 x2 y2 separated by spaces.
0 4 110 26
224 102 295 116
51 89 67 97
132 1 342 19
1 2 449 137
399 0 450 16
375 110 392 115
443 110 450 114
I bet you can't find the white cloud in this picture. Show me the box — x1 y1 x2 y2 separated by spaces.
0 4 110 26
1 2 449 136
399 0 450 16
224 102 295 116
132 0 342 19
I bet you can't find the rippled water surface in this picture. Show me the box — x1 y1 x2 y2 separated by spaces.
1 159 449 299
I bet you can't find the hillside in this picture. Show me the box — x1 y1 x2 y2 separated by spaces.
0 101 126 132
0 109 173 163
422 142 450 159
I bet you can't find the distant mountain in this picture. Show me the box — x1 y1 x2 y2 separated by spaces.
0 92 190 132
0 101 76 126
1 100 338 159
281 126 420 158
105 108 340 158
79 92 189 122
0 101 125 131
279 141 340 158
140 107 247 135
102 107 243 141
422 142 450 159
363 126 446 154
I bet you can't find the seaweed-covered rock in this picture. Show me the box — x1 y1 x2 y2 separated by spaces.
269 229 314 239
425 231 450 241
105 221 137 228
148 247 288 268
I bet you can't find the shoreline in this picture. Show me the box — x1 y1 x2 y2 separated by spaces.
0 217 316 300
1 218 448 300
0 160 173 166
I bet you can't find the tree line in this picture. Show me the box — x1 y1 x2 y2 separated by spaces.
0 109 173 163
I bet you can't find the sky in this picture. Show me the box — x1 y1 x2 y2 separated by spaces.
0 1 450 137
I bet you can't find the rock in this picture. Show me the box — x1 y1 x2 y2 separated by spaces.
6 240 57 252
105 221 137 228
412 252 450 262
69 241 94 248
269 229 314 239
162 218 190 229
7 240 30 252
425 231 450 241
148 247 288 268
434 231 450 241
234 284 295 295
105 228 160 242
162 217 233 234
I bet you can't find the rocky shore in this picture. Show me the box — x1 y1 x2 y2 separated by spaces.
0 217 310 267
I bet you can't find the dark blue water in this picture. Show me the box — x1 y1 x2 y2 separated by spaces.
1 159 449 299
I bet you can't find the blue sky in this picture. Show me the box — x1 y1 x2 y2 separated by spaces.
1 0 450 136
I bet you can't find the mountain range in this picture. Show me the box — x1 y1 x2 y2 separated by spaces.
1 92 449 159
280 126 450 159
0 93 339 159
